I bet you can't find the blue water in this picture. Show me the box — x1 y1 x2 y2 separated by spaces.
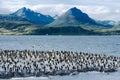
11 71 120 80
0 35 120 80
0 35 120 56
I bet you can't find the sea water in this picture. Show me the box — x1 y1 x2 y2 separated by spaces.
0 35 120 80
0 35 120 55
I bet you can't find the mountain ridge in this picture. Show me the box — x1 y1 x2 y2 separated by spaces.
0 7 120 35
10 7 54 25
47 7 109 29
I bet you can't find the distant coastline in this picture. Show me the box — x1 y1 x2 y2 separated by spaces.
0 7 120 35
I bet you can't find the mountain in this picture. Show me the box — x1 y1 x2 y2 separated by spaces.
0 14 39 35
48 7 98 27
53 15 59 19
0 7 120 35
48 7 114 33
0 20 41 35
30 26 100 35
10 7 54 25
0 14 28 21
97 20 116 28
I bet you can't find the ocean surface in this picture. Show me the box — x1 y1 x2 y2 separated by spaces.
0 35 120 80
0 35 120 55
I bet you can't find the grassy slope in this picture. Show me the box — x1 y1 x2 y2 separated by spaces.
0 21 40 35
0 20 120 35
98 23 120 35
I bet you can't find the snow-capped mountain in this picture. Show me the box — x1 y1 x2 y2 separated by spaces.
48 7 98 27
10 7 54 25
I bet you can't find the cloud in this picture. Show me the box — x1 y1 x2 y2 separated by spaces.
115 9 120 13
30 4 70 15
0 0 27 14
24 0 80 5
0 0 119 21
29 4 110 15
30 4 120 21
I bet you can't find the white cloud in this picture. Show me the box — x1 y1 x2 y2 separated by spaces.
30 4 70 15
0 0 28 14
115 9 120 13
29 4 110 15
29 4 118 21
0 0 120 21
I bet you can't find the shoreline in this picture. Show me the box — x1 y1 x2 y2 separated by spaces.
0 50 120 79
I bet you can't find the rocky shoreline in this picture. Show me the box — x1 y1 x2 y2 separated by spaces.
0 50 120 79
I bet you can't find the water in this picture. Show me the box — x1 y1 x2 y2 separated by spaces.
0 35 120 80
0 35 120 55
10 71 120 80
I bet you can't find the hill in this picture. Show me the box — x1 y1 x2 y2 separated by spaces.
0 7 120 35
10 7 54 25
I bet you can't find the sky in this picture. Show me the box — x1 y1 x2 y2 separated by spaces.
0 0 120 21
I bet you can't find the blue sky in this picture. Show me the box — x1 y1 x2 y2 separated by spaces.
0 0 120 21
